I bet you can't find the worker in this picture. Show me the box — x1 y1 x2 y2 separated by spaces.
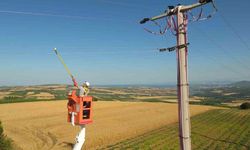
72 78 90 97
81 81 90 96
69 78 90 126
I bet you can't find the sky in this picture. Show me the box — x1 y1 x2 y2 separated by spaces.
0 0 250 86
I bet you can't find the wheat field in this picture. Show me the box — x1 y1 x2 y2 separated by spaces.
0 101 217 150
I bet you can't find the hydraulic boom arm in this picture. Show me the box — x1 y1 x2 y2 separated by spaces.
53 48 78 87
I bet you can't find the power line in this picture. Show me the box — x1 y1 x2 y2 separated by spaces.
96 0 152 10
0 10 135 23
0 48 159 56
219 12 250 52
0 10 96 19
188 32 250 79
191 45 250 79
193 26 250 71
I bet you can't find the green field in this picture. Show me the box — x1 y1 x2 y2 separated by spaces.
100 109 250 150
0 85 177 104
0 121 13 150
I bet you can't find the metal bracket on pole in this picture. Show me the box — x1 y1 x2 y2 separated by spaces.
159 43 190 52
139 0 215 24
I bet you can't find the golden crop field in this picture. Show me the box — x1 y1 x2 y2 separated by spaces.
0 101 217 150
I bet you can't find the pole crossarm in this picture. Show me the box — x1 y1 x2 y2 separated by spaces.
140 0 214 24
159 43 190 52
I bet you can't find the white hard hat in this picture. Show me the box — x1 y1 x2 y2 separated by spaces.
85 81 90 87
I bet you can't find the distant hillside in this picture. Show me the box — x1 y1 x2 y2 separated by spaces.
1 82 250 107
191 81 250 106
0 85 68 104
230 81 250 88
0 85 177 104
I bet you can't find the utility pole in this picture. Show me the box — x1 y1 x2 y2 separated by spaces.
140 1 215 150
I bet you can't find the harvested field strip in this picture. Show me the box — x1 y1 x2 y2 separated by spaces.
100 109 250 150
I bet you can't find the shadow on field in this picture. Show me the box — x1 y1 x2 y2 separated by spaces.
192 132 250 149
61 142 74 148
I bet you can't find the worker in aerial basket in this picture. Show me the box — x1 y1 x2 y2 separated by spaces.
72 78 90 97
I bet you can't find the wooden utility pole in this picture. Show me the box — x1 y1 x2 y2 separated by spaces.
140 1 215 150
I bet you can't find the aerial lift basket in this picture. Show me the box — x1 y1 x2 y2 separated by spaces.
67 90 93 125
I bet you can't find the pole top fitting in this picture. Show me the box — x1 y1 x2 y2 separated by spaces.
199 0 212 4
140 18 150 24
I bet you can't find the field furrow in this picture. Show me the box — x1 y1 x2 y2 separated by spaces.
101 109 250 150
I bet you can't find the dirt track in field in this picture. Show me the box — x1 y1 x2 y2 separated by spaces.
0 101 217 150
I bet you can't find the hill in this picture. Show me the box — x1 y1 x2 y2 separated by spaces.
230 81 250 88
0 84 179 104
191 81 250 106
1 81 250 107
